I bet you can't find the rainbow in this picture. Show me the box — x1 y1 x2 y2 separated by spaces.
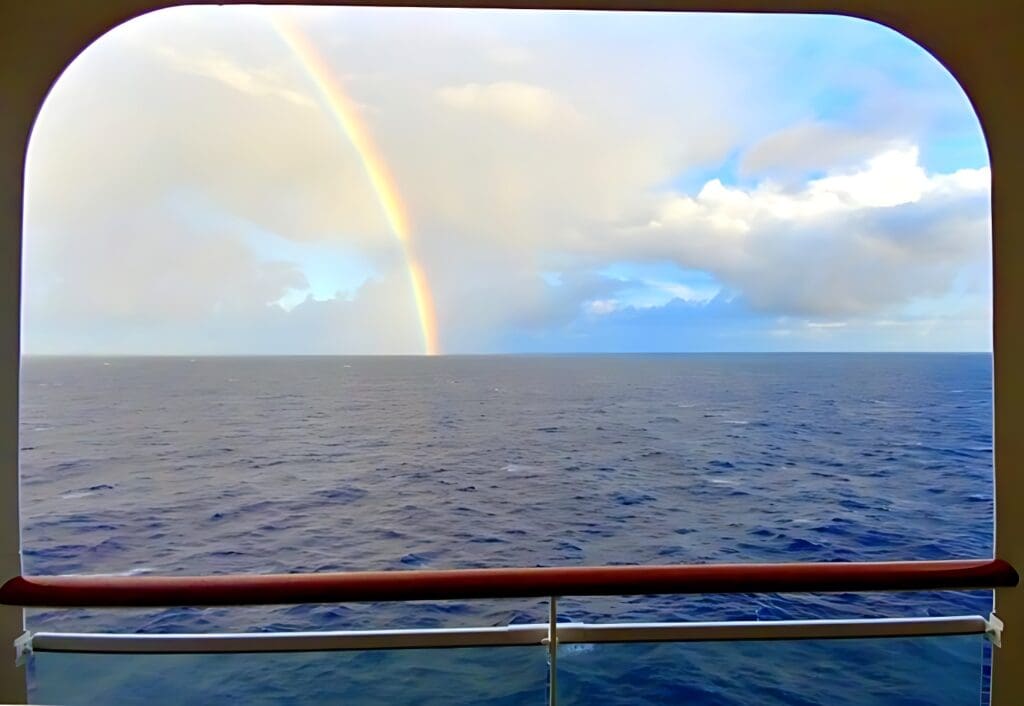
270 14 440 355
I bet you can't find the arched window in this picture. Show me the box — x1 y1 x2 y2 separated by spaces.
1 3 1020 706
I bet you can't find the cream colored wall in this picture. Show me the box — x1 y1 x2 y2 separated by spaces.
1 1 1020 704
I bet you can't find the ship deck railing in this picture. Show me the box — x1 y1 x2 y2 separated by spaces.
2 559 1018 705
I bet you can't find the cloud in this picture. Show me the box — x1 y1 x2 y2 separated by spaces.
154 44 316 107
505 294 989 353
586 299 620 316
806 146 932 207
614 146 990 318
438 81 581 130
740 120 901 178
486 46 533 67
23 201 309 328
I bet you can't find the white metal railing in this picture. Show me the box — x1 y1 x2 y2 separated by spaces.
21 614 992 655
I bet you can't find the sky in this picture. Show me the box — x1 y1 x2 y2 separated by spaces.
22 6 992 354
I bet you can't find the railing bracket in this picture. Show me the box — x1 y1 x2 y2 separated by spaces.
985 613 1003 647
14 631 32 667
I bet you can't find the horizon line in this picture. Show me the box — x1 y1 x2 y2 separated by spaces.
18 350 993 358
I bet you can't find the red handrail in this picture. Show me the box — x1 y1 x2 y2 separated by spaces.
0 559 1016 608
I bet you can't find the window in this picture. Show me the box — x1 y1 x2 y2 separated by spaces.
16 6 997 704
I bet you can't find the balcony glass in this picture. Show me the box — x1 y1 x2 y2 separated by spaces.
556 634 986 705
29 644 549 705
28 630 990 705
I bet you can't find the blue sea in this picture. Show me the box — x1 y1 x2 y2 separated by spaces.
18 354 995 704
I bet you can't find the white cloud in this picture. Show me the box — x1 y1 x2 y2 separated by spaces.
438 81 581 130
587 299 620 315
154 44 316 107
659 146 988 230
610 146 990 318
807 146 932 208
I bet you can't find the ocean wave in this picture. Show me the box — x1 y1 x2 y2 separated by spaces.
61 567 155 577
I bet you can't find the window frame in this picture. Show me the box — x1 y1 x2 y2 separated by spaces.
1 2 1020 704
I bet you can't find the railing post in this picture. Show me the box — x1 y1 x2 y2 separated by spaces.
548 596 558 706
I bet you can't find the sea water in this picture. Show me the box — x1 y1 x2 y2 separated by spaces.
19 354 994 704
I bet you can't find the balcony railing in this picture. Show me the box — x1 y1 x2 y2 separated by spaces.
1 559 1015 606
2 559 1017 705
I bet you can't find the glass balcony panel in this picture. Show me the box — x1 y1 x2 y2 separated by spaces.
557 634 985 705
30 645 549 706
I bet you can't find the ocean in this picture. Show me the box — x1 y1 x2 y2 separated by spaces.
18 354 994 704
